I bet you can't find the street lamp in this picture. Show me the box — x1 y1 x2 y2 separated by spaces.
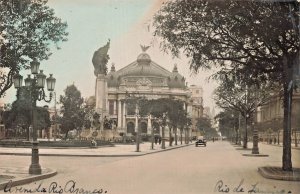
158 113 167 149
135 112 141 152
13 59 55 175
252 121 259 154
243 113 250 149
150 114 155 150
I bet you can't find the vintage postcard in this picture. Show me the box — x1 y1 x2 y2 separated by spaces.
0 0 299 193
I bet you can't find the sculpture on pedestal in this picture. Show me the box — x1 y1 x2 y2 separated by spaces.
92 40 110 76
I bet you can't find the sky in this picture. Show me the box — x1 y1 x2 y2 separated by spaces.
1 0 219 113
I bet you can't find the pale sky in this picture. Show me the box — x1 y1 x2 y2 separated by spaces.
2 0 219 113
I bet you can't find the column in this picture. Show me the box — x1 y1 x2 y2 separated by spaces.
122 102 126 129
147 115 152 134
114 100 117 115
117 100 122 129
135 114 138 132
160 126 162 137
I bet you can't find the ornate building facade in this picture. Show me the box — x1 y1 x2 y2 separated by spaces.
90 49 204 139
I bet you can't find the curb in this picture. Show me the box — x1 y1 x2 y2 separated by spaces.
0 169 57 190
242 153 269 157
258 166 300 181
236 148 252 151
261 143 300 150
0 144 192 158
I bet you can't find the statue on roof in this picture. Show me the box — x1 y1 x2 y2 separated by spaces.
92 40 110 76
140 45 150 52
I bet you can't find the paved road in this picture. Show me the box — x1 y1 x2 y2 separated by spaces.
1 141 299 194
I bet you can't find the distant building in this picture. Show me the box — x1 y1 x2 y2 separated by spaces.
203 107 211 118
257 52 300 144
257 91 300 143
188 85 204 136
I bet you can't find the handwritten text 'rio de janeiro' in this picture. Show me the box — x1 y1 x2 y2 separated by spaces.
214 179 292 194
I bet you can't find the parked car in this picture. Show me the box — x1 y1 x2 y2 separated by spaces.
195 136 206 147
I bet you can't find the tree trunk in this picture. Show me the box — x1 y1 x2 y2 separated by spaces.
64 129 69 140
243 116 248 149
282 55 293 171
184 129 186 144
235 128 238 144
162 125 165 149
175 125 178 146
27 127 30 141
136 121 140 152
169 126 172 146
180 129 183 145
282 81 293 171
151 126 154 150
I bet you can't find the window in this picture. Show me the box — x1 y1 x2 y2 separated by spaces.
109 101 114 115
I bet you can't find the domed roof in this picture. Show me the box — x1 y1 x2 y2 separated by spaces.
120 61 168 77
107 50 186 89
86 96 96 107
137 53 151 64
107 63 119 87
167 64 186 88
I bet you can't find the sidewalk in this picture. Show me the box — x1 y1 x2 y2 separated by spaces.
230 142 300 181
0 142 192 190
261 142 300 150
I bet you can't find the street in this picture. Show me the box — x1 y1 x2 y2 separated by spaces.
1 141 299 194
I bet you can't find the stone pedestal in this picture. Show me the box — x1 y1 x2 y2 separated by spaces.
95 74 108 130
252 128 259 154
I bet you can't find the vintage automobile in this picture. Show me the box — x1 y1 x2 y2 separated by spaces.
195 136 207 147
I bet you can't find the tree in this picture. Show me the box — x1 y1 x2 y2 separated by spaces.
215 110 240 143
59 84 84 139
153 0 299 171
196 116 218 139
3 87 50 139
0 0 68 98
166 99 185 146
214 77 271 148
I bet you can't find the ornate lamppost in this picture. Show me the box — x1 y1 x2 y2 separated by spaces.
13 59 55 175
252 121 259 154
231 114 238 144
158 113 167 149
243 113 250 149
150 114 154 150
135 111 141 152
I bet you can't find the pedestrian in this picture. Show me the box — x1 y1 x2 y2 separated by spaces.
159 137 161 145
155 136 158 145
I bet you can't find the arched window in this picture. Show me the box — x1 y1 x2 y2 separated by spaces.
140 122 147 134
127 122 135 134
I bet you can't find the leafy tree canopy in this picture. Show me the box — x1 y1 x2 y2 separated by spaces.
59 84 84 136
3 87 50 131
0 0 68 97
153 0 299 85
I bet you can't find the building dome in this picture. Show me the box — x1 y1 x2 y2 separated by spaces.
168 64 186 88
107 49 186 89
137 52 151 65
86 96 96 107
107 63 119 87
